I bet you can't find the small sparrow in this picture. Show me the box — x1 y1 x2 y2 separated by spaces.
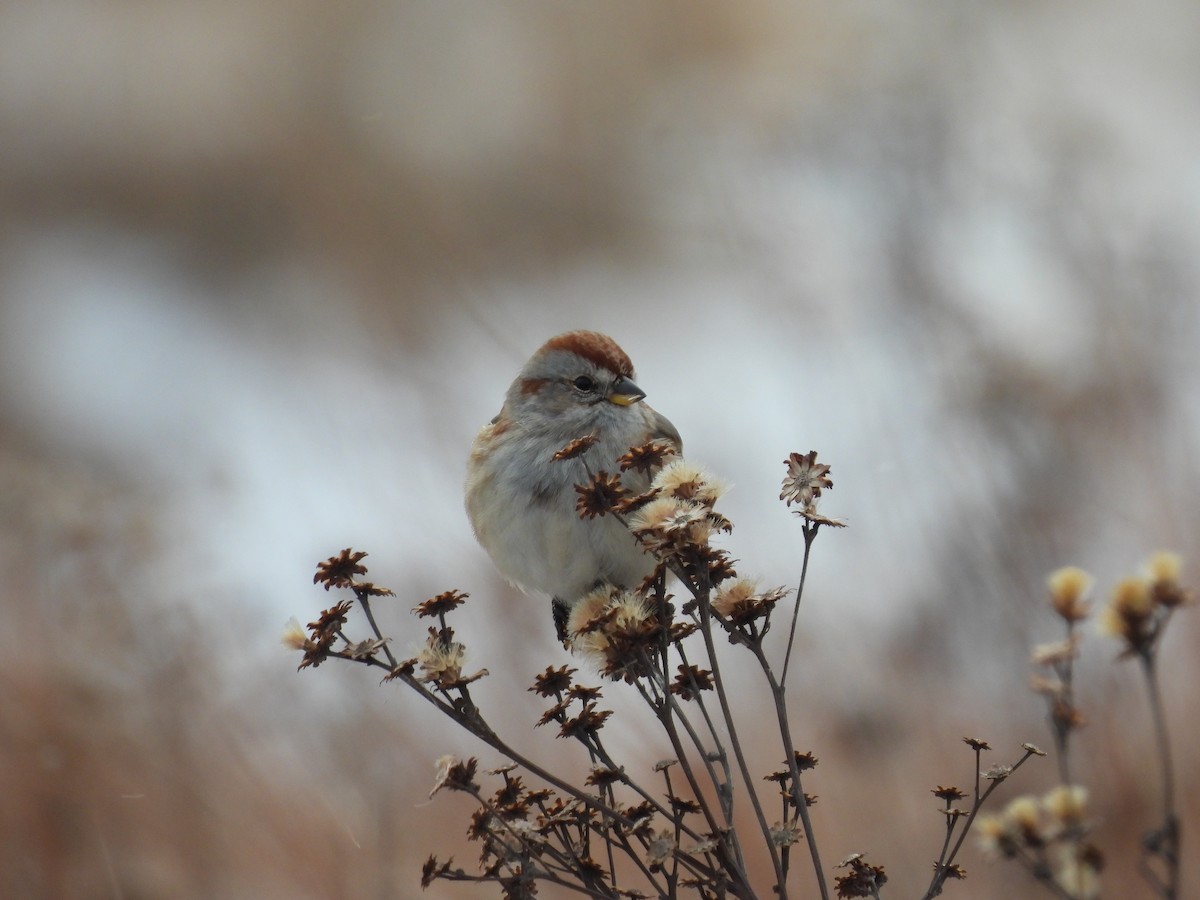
466 331 682 639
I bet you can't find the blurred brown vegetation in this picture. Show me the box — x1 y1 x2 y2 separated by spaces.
2 1 1198 897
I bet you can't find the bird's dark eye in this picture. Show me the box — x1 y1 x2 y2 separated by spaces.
572 375 596 392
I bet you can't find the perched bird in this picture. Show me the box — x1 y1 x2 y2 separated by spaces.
466 331 682 639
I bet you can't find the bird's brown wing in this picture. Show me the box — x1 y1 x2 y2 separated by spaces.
648 407 683 457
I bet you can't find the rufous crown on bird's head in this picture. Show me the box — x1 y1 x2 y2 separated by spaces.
540 331 634 379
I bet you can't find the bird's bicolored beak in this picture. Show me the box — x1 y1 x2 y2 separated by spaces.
607 375 646 406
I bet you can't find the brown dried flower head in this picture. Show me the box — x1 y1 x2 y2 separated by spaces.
645 830 675 870
711 577 790 626
529 665 577 698
834 854 888 898
1046 566 1093 622
281 616 311 652
1146 550 1190 608
618 440 679 476
651 460 729 506
933 785 967 803
628 497 713 555
552 433 600 461
575 470 627 519
429 755 479 798
781 451 832 507
567 586 663 680
314 548 369 590
417 627 486 689
1097 576 1157 654
669 664 714 701
414 589 469 618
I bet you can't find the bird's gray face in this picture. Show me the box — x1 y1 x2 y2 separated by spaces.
507 348 646 429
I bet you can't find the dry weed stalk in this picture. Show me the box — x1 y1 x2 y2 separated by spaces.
290 445 1190 899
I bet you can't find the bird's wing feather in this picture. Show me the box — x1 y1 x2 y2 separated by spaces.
648 408 683 456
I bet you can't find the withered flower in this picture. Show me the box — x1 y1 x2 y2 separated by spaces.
1146 550 1191 608
670 797 702 815
575 857 607 881
933 785 966 803
558 702 612 739
646 830 675 869
1043 784 1088 828
795 505 847 528
669 664 714 700
1056 844 1103 899
618 440 679 475
834 854 888 898
529 665 577 698
1097 576 1157 655
685 836 719 856
417 627 486 689
585 766 624 788
652 460 729 506
281 616 310 652
492 776 527 813
770 821 803 847
1047 566 1093 622
935 863 966 880
353 582 396 598
314 548 368 590
551 433 599 461
301 600 354 667
793 750 819 771
575 470 627 519
712 578 790 626
613 488 661 516
414 589 469 618
781 451 832 508
567 588 663 680
346 637 389 660
535 699 571 728
420 855 454 888
429 755 479 798
382 658 417 681
629 497 712 554
962 737 991 751
567 684 603 702
701 547 738 585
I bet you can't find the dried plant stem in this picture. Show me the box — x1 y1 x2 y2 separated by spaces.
677 643 738 821
350 653 637 831
781 522 818 685
922 748 1037 899
1140 652 1180 900
692 577 789 898
1052 619 1076 787
356 591 398 669
644 678 754 898
750 643 829 900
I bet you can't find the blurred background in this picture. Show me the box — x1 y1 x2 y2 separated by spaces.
2 1 1198 897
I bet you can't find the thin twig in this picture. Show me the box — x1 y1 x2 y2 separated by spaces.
781 523 818 685
1140 651 1180 900
691 567 788 898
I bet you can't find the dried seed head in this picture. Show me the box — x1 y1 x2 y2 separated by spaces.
1043 784 1088 827
651 460 729 506
1047 566 1093 622
281 616 310 651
